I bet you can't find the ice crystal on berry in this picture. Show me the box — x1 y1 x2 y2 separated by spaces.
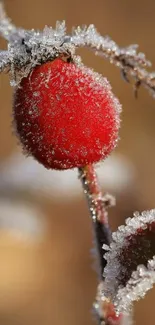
13 59 121 169
103 210 155 315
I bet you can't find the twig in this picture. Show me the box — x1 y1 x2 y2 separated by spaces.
78 165 120 325
78 165 112 277
71 25 155 98
0 2 155 98
0 2 17 40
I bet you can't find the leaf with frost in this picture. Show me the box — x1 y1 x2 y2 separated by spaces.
103 210 155 315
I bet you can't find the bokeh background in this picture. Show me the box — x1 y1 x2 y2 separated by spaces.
0 0 155 324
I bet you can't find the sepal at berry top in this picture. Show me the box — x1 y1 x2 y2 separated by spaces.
103 210 155 316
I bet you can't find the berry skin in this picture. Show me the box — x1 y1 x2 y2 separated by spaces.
13 58 121 170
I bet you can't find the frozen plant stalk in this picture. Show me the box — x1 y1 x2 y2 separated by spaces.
0 2 155 95
0 2 155 325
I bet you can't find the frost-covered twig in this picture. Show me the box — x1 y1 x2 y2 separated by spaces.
71 25 155 98
0 2 19 40
79 165 121 325
0 2 155 96
79 165 113 276
0 50 10 72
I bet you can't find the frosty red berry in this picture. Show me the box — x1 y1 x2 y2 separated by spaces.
2 4 155 325
14 58 121 170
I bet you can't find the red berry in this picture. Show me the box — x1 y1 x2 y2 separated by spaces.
13 58 121 170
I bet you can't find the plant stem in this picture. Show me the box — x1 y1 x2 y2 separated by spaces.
78 164 112 278
78 164 124 325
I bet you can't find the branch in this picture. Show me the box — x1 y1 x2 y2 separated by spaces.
0 3 155 98
78 165 120 325
0 2 24 42
71 25 155 97
0 2 16 40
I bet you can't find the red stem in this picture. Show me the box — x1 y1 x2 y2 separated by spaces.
78 164 123 325
78 164 112 277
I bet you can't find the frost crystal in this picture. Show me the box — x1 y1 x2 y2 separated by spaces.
103 210 155 314
0 2 155 96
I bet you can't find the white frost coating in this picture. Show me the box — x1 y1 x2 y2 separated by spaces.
94 281 134 324
114 259 155 314
71 25 151 68
0 2 17 40
0 51 10 72
0 2 154 96
103 210 155 314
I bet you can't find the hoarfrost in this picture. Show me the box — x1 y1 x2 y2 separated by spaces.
0 1 155 96
103 210 155 314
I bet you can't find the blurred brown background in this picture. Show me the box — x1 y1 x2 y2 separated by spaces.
0 0 155 324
